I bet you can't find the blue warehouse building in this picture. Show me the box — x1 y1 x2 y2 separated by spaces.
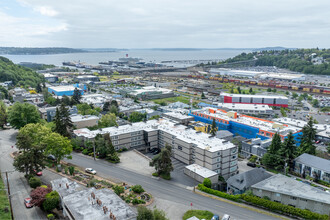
48 84 85 96
189 107 302 144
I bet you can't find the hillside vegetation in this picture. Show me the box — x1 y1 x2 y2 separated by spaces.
220 48 330 75
0 47 86 55
0 56 43 88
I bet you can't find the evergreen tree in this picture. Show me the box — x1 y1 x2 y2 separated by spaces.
110 100 118 108
279 132 296 170
262 133 284 170
71 88 82 105
0 101 7 128
201 92 205 99
210 118 218 136
53 107 62 134
249 88 253 94
103 101 110 112
150 144 173 178
237 86 241 94
268 133 282 154
54 103 73 137
36 83 42 93
298 117 316 155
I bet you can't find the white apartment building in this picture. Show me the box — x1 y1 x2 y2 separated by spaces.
73 118 238 179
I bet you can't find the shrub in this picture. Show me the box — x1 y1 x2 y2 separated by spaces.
82 149 89 155
137 206 154 220
113 185 124 196
40 185 48 189
47 214 55 220
132 185 145 194
153 208 168 220
29 177 41 189
152 172 159 177
68 166 75 176
132 198 145 205
183 210 213 220
160 173 171 180
88 179 98 187
202 178 212 188
197 184 241 202
43 191 60 212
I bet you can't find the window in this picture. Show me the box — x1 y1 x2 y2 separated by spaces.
232 148 237 154
113 141 118 145
275 193 281 197
178 146 182 150
217 158 220 162
290 197 297 200
232 155 236 159
217 152 220 156
216 164 220 168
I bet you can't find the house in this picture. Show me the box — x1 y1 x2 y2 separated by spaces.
241 138 272 158
293 153 330 183
184 164 219 183
251 174 330 215
226 168 272 194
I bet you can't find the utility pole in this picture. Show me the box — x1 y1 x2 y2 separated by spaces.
5 171 14 220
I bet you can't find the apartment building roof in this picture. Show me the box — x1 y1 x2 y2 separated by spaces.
294 153 330 173
274 117 330 131
251 174 330 205
74 118 235 152
163 112 194 120
71 114 99 123
185 164 218 178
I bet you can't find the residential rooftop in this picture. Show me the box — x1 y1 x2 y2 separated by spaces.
74 118 235 152
163 111 194 120
274 117 330 131
185 164 218 178
71 114 99 123
294 153 330 173
252 174 330 205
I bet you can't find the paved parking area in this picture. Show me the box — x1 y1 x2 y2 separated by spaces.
238 159 256 173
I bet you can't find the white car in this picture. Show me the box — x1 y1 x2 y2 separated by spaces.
221 214 230 220
85 168 97 175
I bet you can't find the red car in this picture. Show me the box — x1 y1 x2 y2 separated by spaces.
34 170 42 176
24 198 32 208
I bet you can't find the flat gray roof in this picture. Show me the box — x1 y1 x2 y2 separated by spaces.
251 174 330 205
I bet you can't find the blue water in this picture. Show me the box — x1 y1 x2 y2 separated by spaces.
1 49 250 66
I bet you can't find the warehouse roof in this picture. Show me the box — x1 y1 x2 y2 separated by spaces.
49 85 81 92
294 153 330 173
251 174 330 205
217 103 272 111
221 92 288 100
163 112 194 120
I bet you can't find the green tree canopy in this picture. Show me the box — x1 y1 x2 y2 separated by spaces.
98 113 117 128
0 100 7 128
129 112 146 122
44 132 72 165
8 102 40 129
150 144 173 178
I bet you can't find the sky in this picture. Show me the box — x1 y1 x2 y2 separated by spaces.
1 0 330 48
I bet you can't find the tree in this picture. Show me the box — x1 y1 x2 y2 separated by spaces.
8 102 40 129
292 92 298 99
30 186 52 207
61 95 71 106
262 133 284 170
98 113 117 128
54 103 73 137
298 117 316 155
0 100 7 128
249 88 253 94
44 132 72 165
29 177 42 188
36 83 42 93
298 96 303 103
103 101 110 112
110 100 118 108
129 112 146 122
267 88 272 92
43 191 60 212
109 104 119 116
201 92 205 99
210 118 217 136
150 144 173 179
312 99 319 107
0 85 8 99
71 88 82 104
13 124 51 176
203 178 212 188
237 86 241 94
137 206 154 220
279 132 296 170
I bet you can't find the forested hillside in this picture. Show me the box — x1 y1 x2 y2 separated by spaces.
0 56 43 88
219 48 330 75
0 47 86 55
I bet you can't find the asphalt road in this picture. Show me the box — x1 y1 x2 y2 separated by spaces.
66 152 284 220
0 129 46 220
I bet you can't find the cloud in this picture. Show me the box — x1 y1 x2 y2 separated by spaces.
33 6 58 17
2 0 330 48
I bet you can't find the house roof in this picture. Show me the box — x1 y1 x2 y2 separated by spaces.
227 168 272 191
294 153 330 173
251 174 330 205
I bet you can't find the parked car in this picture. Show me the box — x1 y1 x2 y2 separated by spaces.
221 214 230 220
24 198 32 208
153 148 161 155
34 170 42 176
315 140 321 144
85 168 97 175
149 148 156 153
247 162 256 168
211 215 219 220
47 155 56 161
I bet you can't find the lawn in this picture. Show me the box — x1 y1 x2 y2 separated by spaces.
0 174 11 220
182 210 214 220
111 75 132 79
151 96 191 105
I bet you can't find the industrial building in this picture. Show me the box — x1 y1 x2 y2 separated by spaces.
199 102 274 116
293 153 330 183
251 174 330 215
75 75 100 82
43 73 59 83
189 107 302 142
48 84 85 96
210 68 259 78
219 93 289 108
258 72 305 81
51 178 137 220
73 118 238 179
127 86 175 100
184 164 219 183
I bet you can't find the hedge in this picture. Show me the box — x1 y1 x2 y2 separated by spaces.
197 184 241 202
197 184 328 220
241 194 328 220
